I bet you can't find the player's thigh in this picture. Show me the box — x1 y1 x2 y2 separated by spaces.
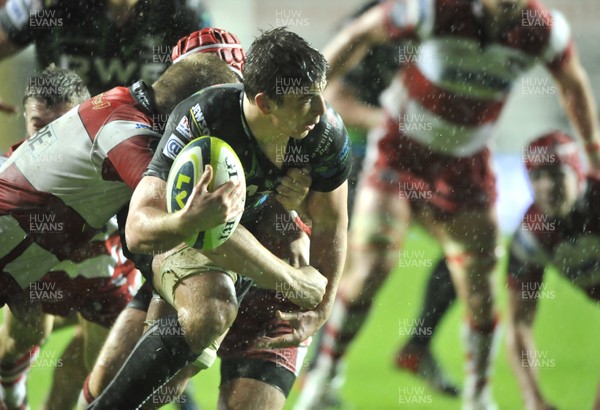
219 377 286 410
350 184 411 250
437 208 500 297
152 244 238 310
441 208 499 264
151 245 238 350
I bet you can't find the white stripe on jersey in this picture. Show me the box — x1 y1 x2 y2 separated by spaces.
416 38 535 99
542 10 570 64
93 119 159 162
415 0 435 39
51 254 115 280
510 228 549 267
401 98 495 156
4 230 62 288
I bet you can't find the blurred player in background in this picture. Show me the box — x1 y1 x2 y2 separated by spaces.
0 0 211 95
306 0 461 400
506 132 600 410
297 0 600 409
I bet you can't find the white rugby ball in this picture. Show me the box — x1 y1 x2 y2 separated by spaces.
166 136 245 250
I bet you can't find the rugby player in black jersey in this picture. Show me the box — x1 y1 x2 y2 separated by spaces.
0 0 211 96
87 27 350 409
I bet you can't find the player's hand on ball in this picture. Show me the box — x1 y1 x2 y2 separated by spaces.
255 309 321 348
182 165 244 233
275 167 311 212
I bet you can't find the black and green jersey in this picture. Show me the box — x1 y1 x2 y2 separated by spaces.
0 0 210 95
146 83 352 225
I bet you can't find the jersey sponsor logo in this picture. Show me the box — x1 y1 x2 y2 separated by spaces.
60 55 140 86
190 104 211 135
163 134 185 160
135 123 152 130
314 126 333 156
92 93 110 110
176 116 191 139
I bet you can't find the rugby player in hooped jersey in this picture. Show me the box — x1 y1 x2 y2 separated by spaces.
88 27 350 410
507 132 600 410
296 0 600 409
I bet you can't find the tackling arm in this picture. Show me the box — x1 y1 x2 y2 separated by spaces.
323 3 389 81
324 78 384 132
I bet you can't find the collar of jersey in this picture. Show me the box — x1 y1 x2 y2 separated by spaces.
239 90 255 143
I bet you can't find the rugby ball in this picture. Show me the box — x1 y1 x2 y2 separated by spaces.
166 136 245 250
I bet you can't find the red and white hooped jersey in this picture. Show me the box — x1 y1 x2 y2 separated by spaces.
382 0 573 156
0 84 159 288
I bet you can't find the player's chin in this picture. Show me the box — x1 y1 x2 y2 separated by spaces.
291 129 311 139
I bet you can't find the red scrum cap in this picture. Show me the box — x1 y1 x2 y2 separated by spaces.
172 28 245 79
523 131 583 179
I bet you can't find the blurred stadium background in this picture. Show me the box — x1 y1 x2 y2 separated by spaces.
1 0 599 408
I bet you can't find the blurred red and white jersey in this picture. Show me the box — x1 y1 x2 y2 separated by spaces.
0 82 159 289
381 0 572 156
508 176 600 298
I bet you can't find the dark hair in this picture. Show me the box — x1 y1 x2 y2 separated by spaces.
152 53 238 114
243 27 328 103
24 64 90 107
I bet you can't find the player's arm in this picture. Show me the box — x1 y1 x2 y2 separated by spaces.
505 243 557 410
307 182 348 319
551 47 600 171
126 170 243 255
323 2 389 80
255 182 348 348
205 224 327 310
324 78 384 132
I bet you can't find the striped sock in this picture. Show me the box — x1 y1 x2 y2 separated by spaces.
0 346 39 410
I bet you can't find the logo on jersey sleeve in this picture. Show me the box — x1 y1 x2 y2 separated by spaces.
175 116 191 139
190 104 211 135
6 0 36 27
163 134 186 160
